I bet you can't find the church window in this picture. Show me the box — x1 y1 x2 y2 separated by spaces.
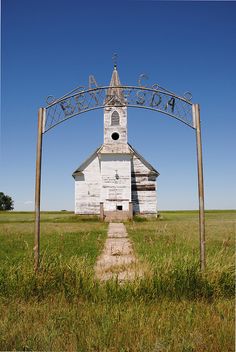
117 205 123 211
111 111 120 125
111 132 119 140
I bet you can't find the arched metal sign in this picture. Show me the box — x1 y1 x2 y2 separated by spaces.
44 85 194 132
34 74 205 272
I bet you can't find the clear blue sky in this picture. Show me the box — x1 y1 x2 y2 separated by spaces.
1 0 236 211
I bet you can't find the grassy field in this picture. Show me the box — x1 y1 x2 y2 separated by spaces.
0 210 235 351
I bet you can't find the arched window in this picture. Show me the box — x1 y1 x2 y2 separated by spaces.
111 111 120 126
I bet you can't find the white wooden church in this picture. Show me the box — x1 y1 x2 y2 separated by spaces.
72 66 159 221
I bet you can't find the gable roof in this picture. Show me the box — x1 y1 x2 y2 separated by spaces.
72 145 102 178
72 144 159 178
128 143 160 176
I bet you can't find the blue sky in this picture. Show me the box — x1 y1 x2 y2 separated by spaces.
1 0 236 211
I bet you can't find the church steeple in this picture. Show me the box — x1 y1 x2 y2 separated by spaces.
110 65 121 85
103 65 128 149
106 65 125 105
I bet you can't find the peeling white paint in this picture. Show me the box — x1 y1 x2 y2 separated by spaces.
73 67 158 217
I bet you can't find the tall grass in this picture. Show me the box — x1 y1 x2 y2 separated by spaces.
0 211 235 351
0 255 234 302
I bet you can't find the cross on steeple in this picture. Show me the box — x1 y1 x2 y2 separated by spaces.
112 53 118 68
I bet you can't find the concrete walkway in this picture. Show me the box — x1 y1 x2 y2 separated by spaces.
95 223 142 282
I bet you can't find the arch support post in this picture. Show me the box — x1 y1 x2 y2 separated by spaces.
34 108 44 272
193 104 206 271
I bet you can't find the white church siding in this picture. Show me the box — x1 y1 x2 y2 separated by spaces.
104 106 128 145
131 154 157 214
74 155 101 214
100 154 131 212
73 65 159 219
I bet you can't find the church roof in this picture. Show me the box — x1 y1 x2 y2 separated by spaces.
72 145 102 178
105 66 125 105
72 144 159 178
128 143 160 176
110 65 121 86
99 143 131 154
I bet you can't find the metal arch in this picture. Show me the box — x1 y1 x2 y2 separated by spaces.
43 85 194 133
44 103 195 133
46 85 192 107
34 80 206 273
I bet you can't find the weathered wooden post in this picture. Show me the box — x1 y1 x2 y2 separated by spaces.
193 104 206 271
34 107 45 272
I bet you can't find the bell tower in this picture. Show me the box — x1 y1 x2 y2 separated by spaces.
99 65 132 220
103 65 129 150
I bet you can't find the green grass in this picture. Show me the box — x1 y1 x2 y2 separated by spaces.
0 211 99 223
0 213 106 267
0 211 235 351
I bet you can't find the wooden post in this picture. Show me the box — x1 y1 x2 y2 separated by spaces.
34 108 44 272
193 104 206 271
129 202 133 220
100 202 104 221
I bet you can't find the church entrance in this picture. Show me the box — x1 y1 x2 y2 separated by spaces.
100 201 133 222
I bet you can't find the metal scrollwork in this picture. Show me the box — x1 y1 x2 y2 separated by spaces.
184 91 193 101
138 74 149 87
46 95 56 105
152 83 160 90
44 81 194 132
136 90 146 105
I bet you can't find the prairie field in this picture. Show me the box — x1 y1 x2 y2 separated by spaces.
0 210 235 351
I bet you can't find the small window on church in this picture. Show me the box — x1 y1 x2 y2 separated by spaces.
111 132 119 140
117 205 123 211
111 111 120 126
